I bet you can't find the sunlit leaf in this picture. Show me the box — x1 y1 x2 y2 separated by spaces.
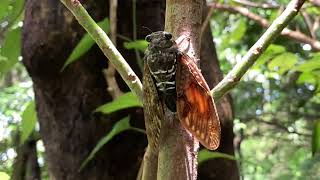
297 72 317 85
21 101 37 144
253 44 286 68
0 0 11 21
80 117 130 170
61 18 109 70
198 149 236 164
123 40 148 52
0 27 21 77
312 120 320 156
95 92 142 114
9 0 24 24
229 18 247 43
0 172 10 180
268 52 297 74
294 58 320 72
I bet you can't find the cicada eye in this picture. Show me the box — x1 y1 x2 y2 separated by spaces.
164 32 172 40
145 35 152 42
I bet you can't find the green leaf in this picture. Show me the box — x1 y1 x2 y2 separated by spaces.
61 18 109 71
253 44 286 68
312 120 320 156
0 27 21 77
268 52 297 74
229 18 247 43
198 149 237 164
297 72 317 85
79 116 131 170
0 172 10 180
95 92 142 114
20 101 37 144
9 0 25 24
0 0 11 21
123 40 148 52
294 59 320 72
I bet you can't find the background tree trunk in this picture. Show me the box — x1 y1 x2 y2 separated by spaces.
22 0 238 179
12 137 41 180
198 4 239 179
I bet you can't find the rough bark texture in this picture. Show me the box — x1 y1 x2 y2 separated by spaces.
22 0 238 179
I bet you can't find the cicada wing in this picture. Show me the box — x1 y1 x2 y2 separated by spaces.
143 63 164 152
176 54 221 150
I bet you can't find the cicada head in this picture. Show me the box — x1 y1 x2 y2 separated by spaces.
145 31 174 50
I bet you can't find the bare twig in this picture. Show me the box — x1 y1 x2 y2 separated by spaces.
312 17 320 37
232 0 279 9
211 0 307 100
301 10 316 39
60 0 143 101
104 0 123 98
310 0 320 6
208 2 320 51
252 118 312 137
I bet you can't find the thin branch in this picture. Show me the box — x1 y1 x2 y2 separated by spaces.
301 10 316 39
232 0 279 9
310 0 320 6
312 17 320 37
252 118 312 137
104 0 123 98
60 0 143 102
208 2 320 51
211 0 307 100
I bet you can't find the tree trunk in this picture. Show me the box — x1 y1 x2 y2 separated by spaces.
12 137 41 180
22 0 238 179
198 4 239 180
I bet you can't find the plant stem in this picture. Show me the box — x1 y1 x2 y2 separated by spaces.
211 0 306 100
60 0 143 101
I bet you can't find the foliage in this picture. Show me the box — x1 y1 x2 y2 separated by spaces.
20 101 37 144
0 0 24 77
211 0 320 179
61 18 110 70
95 92 142 114
0 172 10 180
198 150 236 164
123 40 148 52
312 120 320 156
79 116 144 170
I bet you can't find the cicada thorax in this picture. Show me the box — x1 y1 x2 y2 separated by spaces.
144 31 179 112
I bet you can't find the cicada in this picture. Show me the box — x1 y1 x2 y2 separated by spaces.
143 31 221 150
